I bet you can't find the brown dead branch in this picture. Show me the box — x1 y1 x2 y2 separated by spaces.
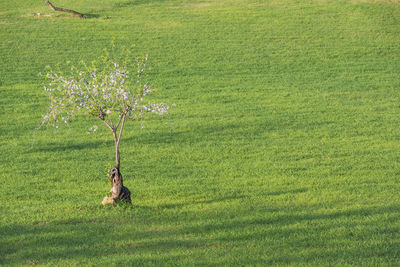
45 0 85 19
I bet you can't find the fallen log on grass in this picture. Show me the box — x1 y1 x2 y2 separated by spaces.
45 0 85 19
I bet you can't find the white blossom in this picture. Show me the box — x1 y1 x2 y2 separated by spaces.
40 52 175 133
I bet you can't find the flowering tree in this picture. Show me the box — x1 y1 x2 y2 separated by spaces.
39 49 172 204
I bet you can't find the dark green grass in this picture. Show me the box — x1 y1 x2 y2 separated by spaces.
1 0 400 265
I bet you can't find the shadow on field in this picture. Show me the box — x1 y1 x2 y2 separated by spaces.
157 194 248 209
1 205 400 265
84 14 101 19
123 123 246 145
264 188 308 196
31 139 111 152
114 0 167 9
30 120 252 153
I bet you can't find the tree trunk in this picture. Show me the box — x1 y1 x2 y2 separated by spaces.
102 167 131 205
112 131 120 169
115 113 127 169
115 144 120 169
45 0 85 18
101 111 129 205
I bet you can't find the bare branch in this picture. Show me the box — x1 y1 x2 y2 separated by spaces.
115 112 124 131
109 119 115 129
45 0 85 19
102 119 114 133
116 113 127 146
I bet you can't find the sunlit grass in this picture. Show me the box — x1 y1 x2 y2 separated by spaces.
1 0 400 265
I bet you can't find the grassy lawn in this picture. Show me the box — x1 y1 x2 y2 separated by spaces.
1 0 400 265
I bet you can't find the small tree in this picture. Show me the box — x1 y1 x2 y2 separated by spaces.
39 47 172 205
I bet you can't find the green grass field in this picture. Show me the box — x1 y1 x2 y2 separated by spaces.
1 0 400 265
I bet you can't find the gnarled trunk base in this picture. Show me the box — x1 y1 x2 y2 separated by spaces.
102 167 131 205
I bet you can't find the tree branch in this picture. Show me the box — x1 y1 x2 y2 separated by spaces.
109 119 115 129
102 119 114 133
104 118 119 167
115 113 124 131
116 113 127 146
45 0 85 19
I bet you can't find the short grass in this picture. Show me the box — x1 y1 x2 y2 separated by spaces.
1 0 400 265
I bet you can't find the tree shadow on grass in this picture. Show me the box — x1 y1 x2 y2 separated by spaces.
123 122 246 146
157 188 308 210
157 194 248 209
84 13 101 19
114 0 168 9
29 127 199 153
1 204 400 265
264 187 308 196
29 119 252 153
30 139 111 153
